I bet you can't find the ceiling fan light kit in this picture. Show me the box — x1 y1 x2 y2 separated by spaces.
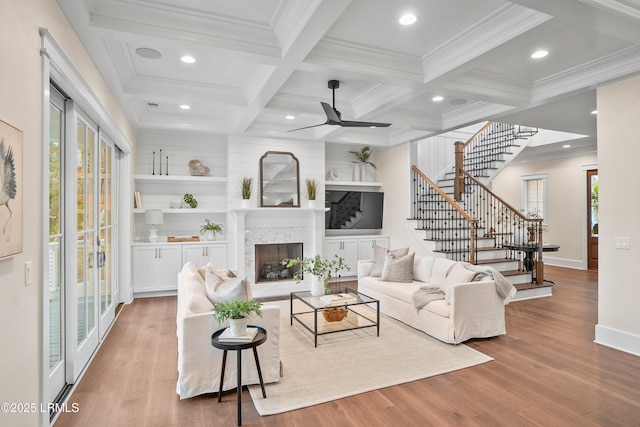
288 80 392 132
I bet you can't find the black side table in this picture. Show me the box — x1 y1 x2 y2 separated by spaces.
211 326 267 426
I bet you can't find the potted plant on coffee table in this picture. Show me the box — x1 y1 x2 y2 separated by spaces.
200 219 223 241
283 254 350 296
212 299 263 337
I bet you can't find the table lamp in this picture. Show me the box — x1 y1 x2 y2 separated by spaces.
145 209 164 242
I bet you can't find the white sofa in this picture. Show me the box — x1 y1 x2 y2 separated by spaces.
357 254 514 344
176 262 281 399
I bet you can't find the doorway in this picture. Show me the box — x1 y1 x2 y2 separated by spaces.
587 169 598 270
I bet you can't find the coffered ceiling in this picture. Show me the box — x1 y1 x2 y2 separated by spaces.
57 0 640 147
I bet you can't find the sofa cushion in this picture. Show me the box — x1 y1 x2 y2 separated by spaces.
371 245 409 277
361 276 422 304
413 255 435 283
441 263 478 303
430 258 457 286
423 299 450 318
204 267 227 301
183 271 213 315
198 262 221 281
381 252 415 283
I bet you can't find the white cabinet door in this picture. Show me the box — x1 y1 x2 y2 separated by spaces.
133 245 182 293
324 239 358 277
182 243 228 269
358 237 390 261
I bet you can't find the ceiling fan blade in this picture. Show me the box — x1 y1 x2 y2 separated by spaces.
321 102 342 125
286 122 327 132
340 120 392 128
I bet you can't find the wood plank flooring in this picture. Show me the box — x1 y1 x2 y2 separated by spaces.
54 266 640 426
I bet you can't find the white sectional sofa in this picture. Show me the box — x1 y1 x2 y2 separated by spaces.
176 262 281 399
357 252 515 344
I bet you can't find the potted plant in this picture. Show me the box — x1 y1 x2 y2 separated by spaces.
183 193 198 208
240 176 252 208
212 299 263 337
283 254 350 296
200 219 223 241
349 146 376 181
306 178 319 208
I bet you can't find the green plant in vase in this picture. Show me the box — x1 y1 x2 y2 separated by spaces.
241 177 253 200
212 299 263 336
349 146 376 181
283 254 350 295
200 219 222 240
305 178 318 201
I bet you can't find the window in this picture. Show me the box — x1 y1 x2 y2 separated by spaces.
521 174 547 221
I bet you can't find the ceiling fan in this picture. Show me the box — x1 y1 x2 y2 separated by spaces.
288 80 392 132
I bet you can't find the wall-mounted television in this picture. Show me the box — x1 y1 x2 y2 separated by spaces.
325 190 384 230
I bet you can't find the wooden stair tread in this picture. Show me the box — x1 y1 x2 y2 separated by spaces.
474 257 517 265
514 282 553 291
434 247 506 254
424 237 495 242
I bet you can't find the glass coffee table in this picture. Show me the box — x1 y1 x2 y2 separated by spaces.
290 288 379 347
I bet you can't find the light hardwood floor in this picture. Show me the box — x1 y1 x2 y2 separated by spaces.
55 266 640 426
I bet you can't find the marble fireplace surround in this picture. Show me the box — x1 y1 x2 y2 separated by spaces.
231 208 325 298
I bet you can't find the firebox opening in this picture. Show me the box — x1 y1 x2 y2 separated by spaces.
255 243 303 283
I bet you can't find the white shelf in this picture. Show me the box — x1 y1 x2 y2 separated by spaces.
133 208 227 214
134 174 227 183
325 181 382 187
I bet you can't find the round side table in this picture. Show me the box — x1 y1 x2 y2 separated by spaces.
211 326 267 426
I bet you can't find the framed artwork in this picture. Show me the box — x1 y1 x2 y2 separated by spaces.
0 119 23 259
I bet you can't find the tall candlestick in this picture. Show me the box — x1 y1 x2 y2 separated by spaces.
159 149 163 175
166 156 169 175
152 151 155 175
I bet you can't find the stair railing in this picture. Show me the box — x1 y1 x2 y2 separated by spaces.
412 166 479 263
459 170 544 284
454 122 519 201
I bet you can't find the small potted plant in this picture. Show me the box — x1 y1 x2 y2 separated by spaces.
212 299 263 337
349 145 376 181
200 219 223 241
283 254 350 296
183 193 198 209
240 177 253 208
306 178 319 208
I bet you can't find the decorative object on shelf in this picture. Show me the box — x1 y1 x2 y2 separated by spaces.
170 197 182 209
183 193 198 208
159 148 163 175
144 209 164 242
212 299 263 337
167 235 199 242
306 178 319 208
200 219 223 241
241 176 252 208
165 156 169 176
188 159 210 176
349 146 376 182
323 307 348 322
152 151 156 175
283 255 350 296
328 168 341 181
134 191 143 208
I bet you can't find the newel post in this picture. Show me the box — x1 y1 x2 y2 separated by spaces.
454 141 464 201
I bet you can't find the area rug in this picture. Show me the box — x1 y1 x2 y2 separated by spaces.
248 300 493 415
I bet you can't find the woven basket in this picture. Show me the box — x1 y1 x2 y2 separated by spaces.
323 307 348 322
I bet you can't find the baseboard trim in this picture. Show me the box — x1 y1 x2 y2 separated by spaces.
594 324 640 357
543 256 585 270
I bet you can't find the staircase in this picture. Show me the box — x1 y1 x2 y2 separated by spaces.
410 122 552 300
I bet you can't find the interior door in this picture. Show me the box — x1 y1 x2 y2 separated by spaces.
587 169 598 270
98 138 116 338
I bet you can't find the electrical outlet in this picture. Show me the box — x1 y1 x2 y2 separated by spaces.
25 261 32 286
615 237 630 250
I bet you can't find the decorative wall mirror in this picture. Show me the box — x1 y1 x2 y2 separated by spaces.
260 151 300 207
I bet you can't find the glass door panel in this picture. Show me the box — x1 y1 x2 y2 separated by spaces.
98 139 115 337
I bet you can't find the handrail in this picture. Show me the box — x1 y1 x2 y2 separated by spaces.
463 121 493 148
413 166 478 223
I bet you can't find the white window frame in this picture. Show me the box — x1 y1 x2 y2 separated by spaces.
521 173 547 224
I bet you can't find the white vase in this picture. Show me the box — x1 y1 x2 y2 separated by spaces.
311 275 325 296
204 230 216 241
352 163 362 182
229 317 248 337
308 199 318 209
241 199 250 209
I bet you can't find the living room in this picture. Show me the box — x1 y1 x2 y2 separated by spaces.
2 1 640 426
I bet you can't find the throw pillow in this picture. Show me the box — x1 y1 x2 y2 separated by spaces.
182 262 205 287
204 267 227 302
430 258 457 286
198 262 219 280
225 269 237 278
208 277 249 304
183 272 213 315
381 251 415 283
371 245 409 277
441 263 478 303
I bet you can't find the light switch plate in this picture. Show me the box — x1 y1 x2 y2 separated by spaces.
25 261 33 285
615 237 630 250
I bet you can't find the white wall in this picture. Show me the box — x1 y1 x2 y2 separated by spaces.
491 153 597 268
0 1 133 426
595 75 640 356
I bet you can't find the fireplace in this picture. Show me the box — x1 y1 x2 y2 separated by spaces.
255 243 303 283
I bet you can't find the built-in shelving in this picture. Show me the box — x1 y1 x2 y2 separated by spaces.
133 208 227 214
134 174 227 183
325 181 382 188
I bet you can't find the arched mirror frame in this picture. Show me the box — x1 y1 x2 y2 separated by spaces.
259 151 300 208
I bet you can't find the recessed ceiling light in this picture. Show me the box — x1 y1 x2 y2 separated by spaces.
432 95 444 102
179 104 191 110
286 115 295 120
531 50 548 59
369 126 377 128
181 55 196 64
591 110 598 115
563 144 571 148
399 14 417 26
135 47 162 59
